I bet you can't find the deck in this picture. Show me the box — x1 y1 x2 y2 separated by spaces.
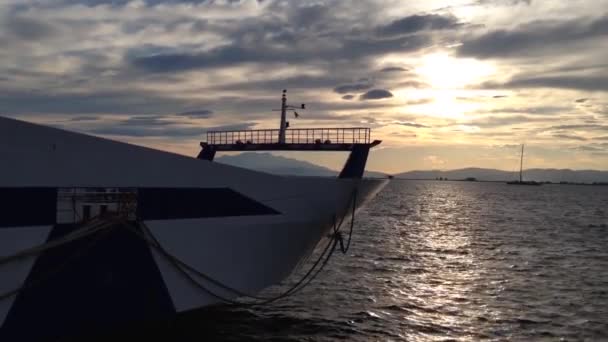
201 127 380 152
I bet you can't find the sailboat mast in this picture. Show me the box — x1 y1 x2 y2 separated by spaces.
519 144 524 182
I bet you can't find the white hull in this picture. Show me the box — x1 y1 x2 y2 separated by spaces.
0 116 387 338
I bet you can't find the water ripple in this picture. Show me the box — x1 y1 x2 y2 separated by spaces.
95 181 608 341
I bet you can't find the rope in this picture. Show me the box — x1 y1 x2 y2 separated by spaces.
130 187 360 306
131 217 339 306
0 218 116 267
0 188 360 306
335 189 357 254
0 220 119 302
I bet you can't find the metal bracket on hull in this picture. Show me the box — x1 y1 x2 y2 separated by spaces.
197 143 216 161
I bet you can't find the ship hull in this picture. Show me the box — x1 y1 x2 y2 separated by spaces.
0 117 387 339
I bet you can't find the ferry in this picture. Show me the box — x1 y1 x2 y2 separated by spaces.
0 90 387 340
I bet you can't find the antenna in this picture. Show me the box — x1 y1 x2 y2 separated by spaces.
274 89 306 144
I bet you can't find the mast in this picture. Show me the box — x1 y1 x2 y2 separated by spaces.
519 144 524 182
279 89 287 144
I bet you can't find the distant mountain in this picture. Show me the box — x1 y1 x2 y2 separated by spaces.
395 167 608 183
216 152 387 178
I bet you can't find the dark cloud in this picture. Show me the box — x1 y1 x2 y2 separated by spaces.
0 88 199 115
549 124 608 131
479 105 570 115
69 115 99 122
392 131 417 138
215 75 354 94
380 67 408 72
493 95 508 98
475 0 532 5
593 136 608 140
334 82 373 94
360 89 393 100
458 15 608 58
175 110 214 118
58 0 237 6
89 126 203 137
204 123 256 132
553 134 587 141
481 75 608 92
468 115 551 127
131 32 431 73
575 98 589 103
88 115 205 137
377 14 461 36
342 95 355 100
395 121 430 128
3 16 59 41
85 114 254 138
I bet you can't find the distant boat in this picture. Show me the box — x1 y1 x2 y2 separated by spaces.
506 144 541 185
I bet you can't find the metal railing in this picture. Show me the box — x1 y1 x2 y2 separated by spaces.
206 128 370 145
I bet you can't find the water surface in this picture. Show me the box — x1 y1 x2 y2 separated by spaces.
109 181 608 341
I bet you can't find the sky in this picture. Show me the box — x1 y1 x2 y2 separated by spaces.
1 0 607 173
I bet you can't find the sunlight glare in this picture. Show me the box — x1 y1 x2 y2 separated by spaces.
417 53 495 89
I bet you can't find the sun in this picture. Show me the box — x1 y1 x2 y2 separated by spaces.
393 53 495 119
416 53 495 89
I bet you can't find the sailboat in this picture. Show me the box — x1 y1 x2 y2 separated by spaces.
506 144 541 185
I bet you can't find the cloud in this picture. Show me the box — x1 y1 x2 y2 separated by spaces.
553 134 587 141
3 16 59 41
204 123 256 132
85 114 255 138
377 14 461 36
467 115 551 127
593 136 608 140
478 105 570 115
69 115 99 122
458 15 608 58
131 31 432 73
360 89 393 100
334 82 373 94
475 0 532 5
88 115 205 137
480 75 608 92
549 124 608 131
175 110 214 118
394 121 429 128
575 98 589 103
342 95 355 100
397 80 428 88
574 144 604 151
379 66 408 72
90 126 203 137
0 89 201 115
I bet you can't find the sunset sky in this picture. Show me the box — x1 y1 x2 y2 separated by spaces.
1 0 607 173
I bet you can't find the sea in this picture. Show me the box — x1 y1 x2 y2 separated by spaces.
103 180 608 341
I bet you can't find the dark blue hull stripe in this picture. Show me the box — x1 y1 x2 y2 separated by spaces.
1 223 176 341
137 187 279 220
0 187 57 228
0 187 279 227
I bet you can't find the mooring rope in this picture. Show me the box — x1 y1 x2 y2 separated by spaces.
0 218 115 267
0 220 119 302
0 188 359 306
